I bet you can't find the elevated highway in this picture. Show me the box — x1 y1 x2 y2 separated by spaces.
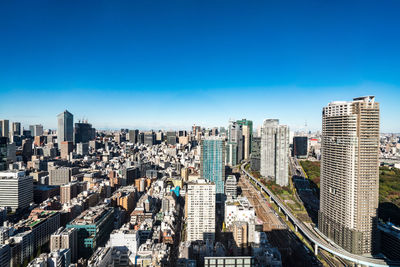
241 162 400 267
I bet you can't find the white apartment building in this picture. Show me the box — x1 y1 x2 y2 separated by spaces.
0 170 33 211
186 179 216 242
260 119 289 186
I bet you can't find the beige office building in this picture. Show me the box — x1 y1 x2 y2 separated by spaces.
186 179 216 242
318 96 380 255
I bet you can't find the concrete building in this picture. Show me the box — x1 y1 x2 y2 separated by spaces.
128 129 139 143
57 110 73 144
225 175 237 199
167 132 177 145
74 121 95 144
0 120 9 139
9 231 33 266
200 137 225 201
60 141 73 160
186 179 216 242
228 121 243 164
60 182 78 203
0 244 10 267
378 222 400 261
260 119 289 187
12 122 21 136
48 249 71 267
66 206 114 258
225 142 238 166
49 167 71 186
0 171 33 211
318 96 380 255
76 142 89 155
0 138 7 171
29 125 43 137
16 209 61 249
50 227 78 263
156 131 164 144
224 197 256 228
144 131 156 146
233 221 248 249
204 256 255 267
250 137 261 171
293 136 308 158
108 227 139 256
237 119 253 160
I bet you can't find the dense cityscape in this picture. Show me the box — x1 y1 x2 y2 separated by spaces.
2 1 400 266
0 95 398 267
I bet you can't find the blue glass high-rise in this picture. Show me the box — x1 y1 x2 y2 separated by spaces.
200 137 225 202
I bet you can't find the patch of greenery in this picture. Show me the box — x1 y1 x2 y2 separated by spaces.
379 166 400 206
299 160 321 188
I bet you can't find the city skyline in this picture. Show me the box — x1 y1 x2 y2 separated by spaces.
1 1 400 132
0 90 398 133
1 1 400 265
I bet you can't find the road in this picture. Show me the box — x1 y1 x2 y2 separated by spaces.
241 162 400 267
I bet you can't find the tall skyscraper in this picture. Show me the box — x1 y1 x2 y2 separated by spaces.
260 119 289 187
200 137 225 200
167 131 177 145
128 129 139 143
293 136 308 158
29 124 44 136
0 138 7 171
225 142 238 166
237 119 253 160
250 137 261 171
318 96 380 255
228 121 243 163
74 121 95 144
186 179 216 242
144 131 156 146
0 120 9 138
57 110 73 144
12 122 21 136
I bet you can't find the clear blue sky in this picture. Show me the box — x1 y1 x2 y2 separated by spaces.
1 0 399 132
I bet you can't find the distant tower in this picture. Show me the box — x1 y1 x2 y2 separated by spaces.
319 96 380 255
57 110 73 144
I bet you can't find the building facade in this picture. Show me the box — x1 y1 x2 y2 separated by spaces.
260 119 289 187
0 120 9 139
57 110 73 144
186 179 216 242
0 171 33 211
292 136 308 158
29 125 43 137
50 227 78 262
74 122 95 144
318 96 380 255
237 119 253 160
200 137 225 200
250 137 261 172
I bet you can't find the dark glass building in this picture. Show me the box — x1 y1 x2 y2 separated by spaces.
74 122 95 144
293 136 308 158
